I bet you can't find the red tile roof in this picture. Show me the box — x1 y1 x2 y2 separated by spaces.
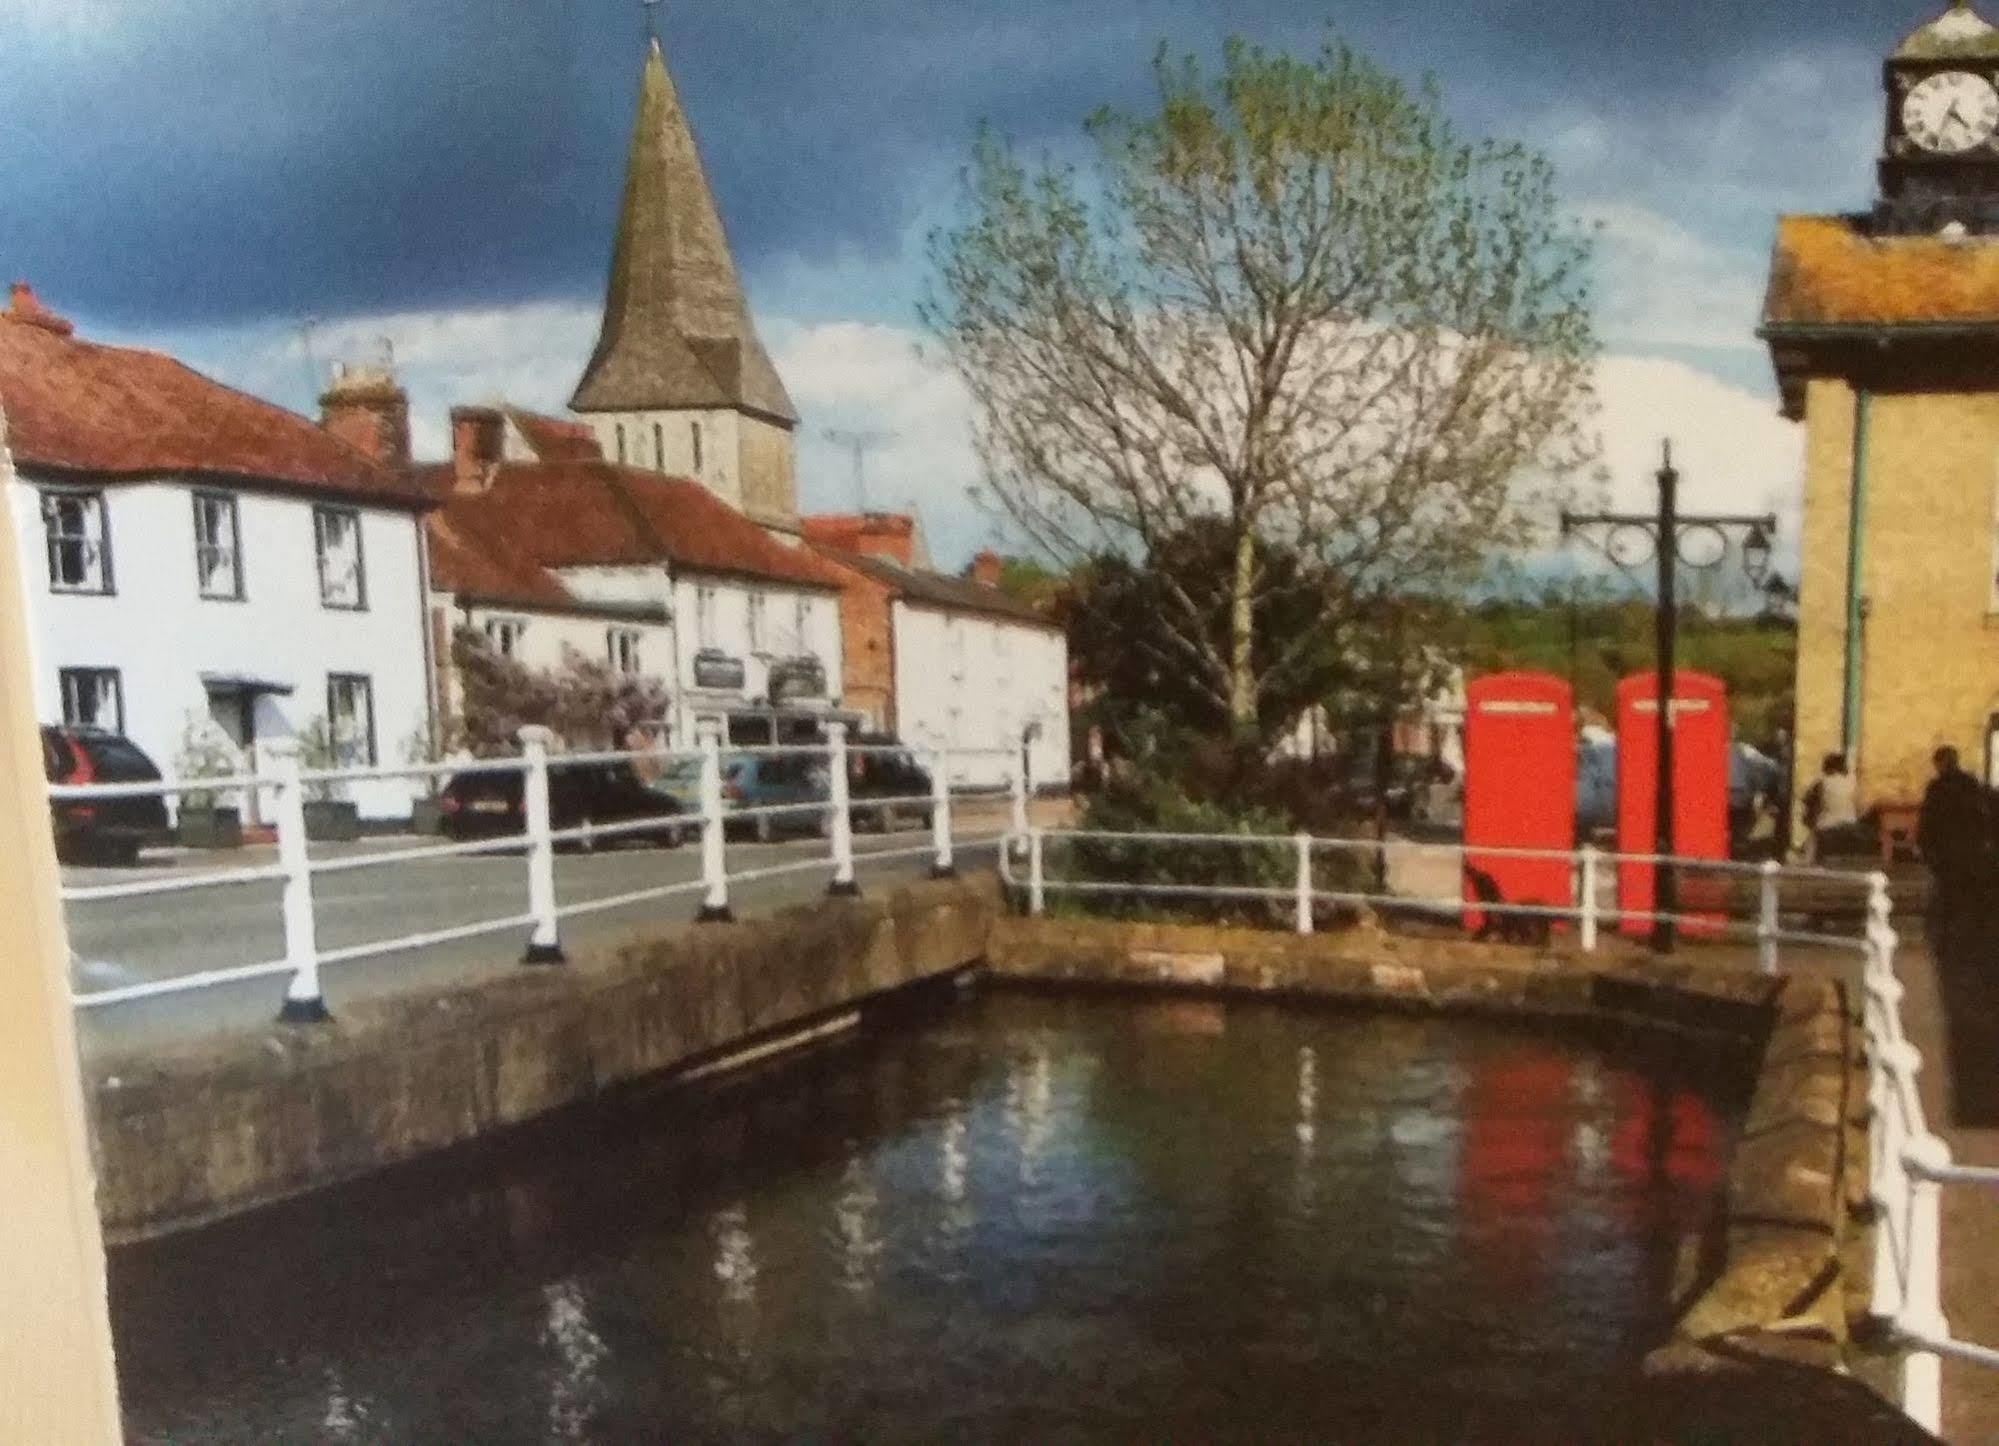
0 286 428 507
807 542 1058 629
505 407 602 463
420 461 847 593
800 512 917 565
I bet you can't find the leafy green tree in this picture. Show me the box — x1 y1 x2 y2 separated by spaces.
927 34 1598 735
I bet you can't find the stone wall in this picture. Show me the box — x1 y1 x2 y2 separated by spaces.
89 875 999 1241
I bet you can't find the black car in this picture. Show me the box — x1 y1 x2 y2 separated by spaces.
438 761 686 848
848 735 934 832
42 725 172 866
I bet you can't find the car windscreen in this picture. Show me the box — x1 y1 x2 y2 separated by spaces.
660 759 704 783
81 735 162 781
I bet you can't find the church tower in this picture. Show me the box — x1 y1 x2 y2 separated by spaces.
571 37 801 536
1764 1 1999 818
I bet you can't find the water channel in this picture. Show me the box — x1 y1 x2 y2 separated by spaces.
110 989 1753 1441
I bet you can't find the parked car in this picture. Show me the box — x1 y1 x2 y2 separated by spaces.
42 725 171 866
848 735 934 833
437 761 686 848
646 753 829 843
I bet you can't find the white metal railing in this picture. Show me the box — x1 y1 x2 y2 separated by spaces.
997 823 1999 1435
52 721 1023 1019
1856 874 1999 1435
997 826 1874 961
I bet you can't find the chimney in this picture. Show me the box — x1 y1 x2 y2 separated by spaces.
7 282 75 336
450 405 506 494
970 549 1005 587
319 361 411 468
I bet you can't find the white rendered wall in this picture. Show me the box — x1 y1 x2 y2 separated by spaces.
890 602 1070 789
670 572 842 739
11 474 431 820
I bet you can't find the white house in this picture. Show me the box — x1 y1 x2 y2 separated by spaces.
424 406 845 749
0 286 434 823
804 539 1071 789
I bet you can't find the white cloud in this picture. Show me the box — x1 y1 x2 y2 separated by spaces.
1576 202 1768 356
120 302 1800 581
1592 354 1800 537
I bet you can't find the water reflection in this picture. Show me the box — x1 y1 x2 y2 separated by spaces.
109 993 1747 1443
539 1279 605 1442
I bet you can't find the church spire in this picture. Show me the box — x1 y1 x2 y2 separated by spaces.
570 37 795 424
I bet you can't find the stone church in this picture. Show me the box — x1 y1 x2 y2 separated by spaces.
570 37 801 538
1763 0 1999 818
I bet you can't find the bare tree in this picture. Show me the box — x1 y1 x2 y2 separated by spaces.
925 36 1599 734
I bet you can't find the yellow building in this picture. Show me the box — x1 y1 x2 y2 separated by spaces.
1762 1 1999 822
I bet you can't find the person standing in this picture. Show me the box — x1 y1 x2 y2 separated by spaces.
1802 753 1860 861
1918 745 1994 952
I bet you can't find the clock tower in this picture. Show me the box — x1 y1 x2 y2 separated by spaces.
1762 1 1999 831
1878 0 1999 233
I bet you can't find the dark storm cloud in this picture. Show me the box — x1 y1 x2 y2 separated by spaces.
0 0 1933 329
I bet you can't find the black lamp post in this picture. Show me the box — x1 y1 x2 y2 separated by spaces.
1560 441 1776 954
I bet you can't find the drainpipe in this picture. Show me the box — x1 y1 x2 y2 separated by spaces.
1841 388 1872 767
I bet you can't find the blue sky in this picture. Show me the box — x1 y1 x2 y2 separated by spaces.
2 0 1938 563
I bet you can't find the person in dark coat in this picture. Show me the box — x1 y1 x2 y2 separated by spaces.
1918 745 1994 951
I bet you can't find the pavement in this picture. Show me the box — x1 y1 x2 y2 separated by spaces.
1892 917 1999 1443
61 799 1065 1061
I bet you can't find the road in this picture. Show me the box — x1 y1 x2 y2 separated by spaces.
62 819 1014 1060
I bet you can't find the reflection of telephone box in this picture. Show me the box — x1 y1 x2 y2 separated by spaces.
1616 672 1729 937
1462 673 1575 933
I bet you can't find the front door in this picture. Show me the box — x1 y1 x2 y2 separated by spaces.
205 689 261 824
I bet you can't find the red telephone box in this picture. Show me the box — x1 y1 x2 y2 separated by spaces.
1616 671 1729 937
1463 672 1575 933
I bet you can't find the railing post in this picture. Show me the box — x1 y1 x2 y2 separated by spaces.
1871 1039 1921 1329
272 742 330 1024
1028 826 1045 917
517 725 564 965
1579 844 1599 954
696 720 733 923
928 744 956 879
1900 1133 1952 1437
826 722 859 898
1294 832 1314 936
1757 858 1780 975
1010 750 1030 856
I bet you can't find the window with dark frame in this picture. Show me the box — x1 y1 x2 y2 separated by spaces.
696 585 718 649
313 505 367 609
326 673 377 767
616 423 628 464
747 592 767 653
40 489 112 594
58 667 123 732
653 422 665 472
485 616 526 657
691 420 703 472
608 627 643 675
193 491 244 600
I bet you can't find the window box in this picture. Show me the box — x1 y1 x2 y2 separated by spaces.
303 799 361 842
176 802 243 851
409 796 445 836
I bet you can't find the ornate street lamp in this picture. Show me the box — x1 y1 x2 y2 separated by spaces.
1559 441 1778 954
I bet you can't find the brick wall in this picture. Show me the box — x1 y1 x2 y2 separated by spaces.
1793 377 1999 817
810 551 897 730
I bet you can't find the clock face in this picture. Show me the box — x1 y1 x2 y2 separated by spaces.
1903 70 1999 154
